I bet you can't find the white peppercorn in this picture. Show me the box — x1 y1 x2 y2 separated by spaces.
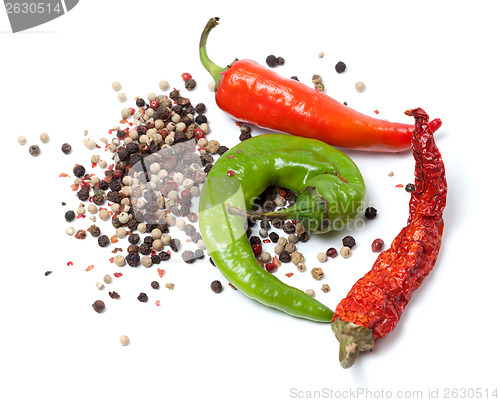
40 133 50 143
277 237 287 246
340 246 352 258
66 227 75 236
317 252 328 263
114 255 125 267
176 218 186 231
147 93 157 101
76 204 85 216
260 252 272 263
197 239 206 250
152 239 164 251
18 136 27 145
111 81 122 91
159 80 169 91
137 223 147 233
285 243 296 253
190 186 201 197
161 234 172 246
274 195 285 206
119 335 130 346
296 262 306 272
151 228 162 240
121 108 132 119
274 244 284 254
141 256 153 268
355 81 366 93
208 80 216 91
116 227 127 238
118 212 129 224
103 275 112 284
99 209 110 221
305 289 315 297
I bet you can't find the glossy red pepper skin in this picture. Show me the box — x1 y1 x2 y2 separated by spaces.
200 18 442 153
331 108 447 367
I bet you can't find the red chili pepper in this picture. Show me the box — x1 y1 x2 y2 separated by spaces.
199 18 442 152
331 108 447 368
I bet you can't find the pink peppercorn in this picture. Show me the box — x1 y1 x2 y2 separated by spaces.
326 247 338 258
265 263 277 273
371 238 384 252
150 99 159 110
227 170 235 177
252 244 262 255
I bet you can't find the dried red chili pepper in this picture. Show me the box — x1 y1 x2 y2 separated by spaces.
199 18 442 152
331 108 447 368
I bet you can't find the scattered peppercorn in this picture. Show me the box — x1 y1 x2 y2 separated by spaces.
182 250 196 263
317 252 327 263
185 78 197 90
109 291 120 299
269 232 279 243
64 210 76 222
326 247 338 258
277 56 285 66
119 335 130 346
137 292 148 302
279 250 291 263
89 225 101 237
311 267 324 280
103 274 112 284
335 61 347 73
340 246 351 258
29 145 40 156
365 206 378 220
73 165 86 178
75 230 87 239
61 143 72 154
342 235 356 248
210 280 223 293
266 55 278 67
371 238 384 252
405 183 416 193
321 284 331 293
97 235 110 247
44 271 52 276
151 281 160 290
92 300 105 313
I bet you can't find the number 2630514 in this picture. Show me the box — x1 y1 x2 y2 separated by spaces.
5 3 63 14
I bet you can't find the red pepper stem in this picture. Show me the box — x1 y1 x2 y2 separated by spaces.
331 318 374 369
199 17 226 89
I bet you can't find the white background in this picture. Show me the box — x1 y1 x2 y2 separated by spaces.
1 1 499 401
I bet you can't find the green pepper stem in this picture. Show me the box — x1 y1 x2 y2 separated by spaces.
199 17 226 89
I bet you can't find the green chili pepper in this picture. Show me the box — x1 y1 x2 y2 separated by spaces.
199 134 365 322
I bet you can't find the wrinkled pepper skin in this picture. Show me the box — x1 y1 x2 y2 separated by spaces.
198 134 365 322
331 108 447 368
200 18 442 153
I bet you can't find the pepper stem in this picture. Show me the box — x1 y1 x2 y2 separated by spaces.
199 17 226 89
331 318 374 369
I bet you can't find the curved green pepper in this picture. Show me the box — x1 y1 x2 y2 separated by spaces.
199 134 365 322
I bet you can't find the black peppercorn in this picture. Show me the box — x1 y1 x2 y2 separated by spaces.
239 131 252 142
210 280 223 293
405 183 416 193
64 210 76 222
335 61 347 74
342 235 356 248
195 249 205 260
128 233 140 244
365 207 378 220
185 78 197 90
136 98 146 107
109 180 122 192
89 225 101 237
126 252 140 267
195 103 206 114
194 114 208 125
217 146 229 156
269 232 279 243
93 193 105 205
182 250 196 263
73 165 86 178
282 221 296 234
158 251 171 261
277 56 285 66
139 243 151 255
98 180 109 191
151 281 160 290
249 236 261 245
77 188 90 201
279 250 291 263
170 238 181 252
151 254 161 264
190 232 202 243
266 55 278 67
92 300 105 313
128 244 139 254
137 292 148 303
97 235 110 247
61 143 72 154
29 145 41 156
